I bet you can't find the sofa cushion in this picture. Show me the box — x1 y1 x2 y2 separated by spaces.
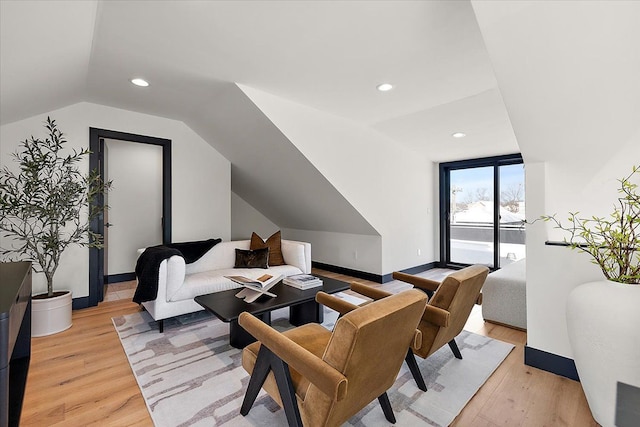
170 270 241 302
250 231 285 266
185 240 250 275
263 264 305 278
234 248 269 269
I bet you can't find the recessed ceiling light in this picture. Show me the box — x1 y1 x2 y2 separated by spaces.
376 83 393 92
452 132 466 138
130 78 149 87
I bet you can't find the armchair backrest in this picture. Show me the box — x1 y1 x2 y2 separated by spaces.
303 289 427 425
415 264 489 359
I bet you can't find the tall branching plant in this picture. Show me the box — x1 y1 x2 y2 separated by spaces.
0 117 110 297
543 165 639 284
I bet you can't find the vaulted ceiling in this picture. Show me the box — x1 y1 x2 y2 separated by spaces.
1 1 518 156
1 0 522 235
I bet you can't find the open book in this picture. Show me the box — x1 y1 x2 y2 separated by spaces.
226 274 283 303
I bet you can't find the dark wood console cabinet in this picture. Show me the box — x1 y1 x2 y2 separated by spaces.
1 262 32 427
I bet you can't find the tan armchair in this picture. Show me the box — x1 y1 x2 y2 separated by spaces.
239 289 427 426
350 264 489 391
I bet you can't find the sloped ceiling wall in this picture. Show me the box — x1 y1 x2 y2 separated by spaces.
0 0 98 123
472 0 639 167
238 85 436 273
183 83 378 235
1 0 377 237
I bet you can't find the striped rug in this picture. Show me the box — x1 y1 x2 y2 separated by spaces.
113 298 513 426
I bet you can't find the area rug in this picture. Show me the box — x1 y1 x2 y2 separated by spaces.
113 299 514 426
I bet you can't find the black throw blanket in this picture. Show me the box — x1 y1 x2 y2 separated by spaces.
166 238 222 263
133 238 222 304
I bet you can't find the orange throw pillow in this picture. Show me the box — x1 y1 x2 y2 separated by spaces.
250 231 285 266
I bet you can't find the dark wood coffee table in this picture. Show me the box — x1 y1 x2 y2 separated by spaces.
194 275 349 348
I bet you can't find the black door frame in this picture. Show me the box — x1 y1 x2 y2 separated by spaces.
439 153 523 270
87 128 172 308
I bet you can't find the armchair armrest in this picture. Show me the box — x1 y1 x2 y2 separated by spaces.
239 312 348 401
392 271 441 293
315 292 360 316
422 305 450 327
350 282 393 301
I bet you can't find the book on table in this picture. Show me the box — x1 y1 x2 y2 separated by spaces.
226 274 283 303
283 274 323 289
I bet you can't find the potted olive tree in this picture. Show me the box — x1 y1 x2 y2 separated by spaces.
542 165 639 427
0 117 109 336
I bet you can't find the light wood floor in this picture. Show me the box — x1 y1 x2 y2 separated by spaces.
20 269 598 426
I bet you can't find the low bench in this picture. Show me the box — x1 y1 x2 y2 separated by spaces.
481 258 526 330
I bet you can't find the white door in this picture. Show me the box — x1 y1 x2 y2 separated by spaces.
104 138 163 277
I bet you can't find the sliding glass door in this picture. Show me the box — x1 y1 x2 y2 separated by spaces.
440 154 525 269
448 166 495 265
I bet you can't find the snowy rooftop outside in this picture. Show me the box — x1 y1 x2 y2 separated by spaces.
452 201 525 225
448 163 526 266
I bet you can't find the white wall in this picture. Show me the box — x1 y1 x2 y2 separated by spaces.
472 0 640 359
231 191 279 241
0 102 230 298
283 228 383 274
526 151 640 358
239 85 436 274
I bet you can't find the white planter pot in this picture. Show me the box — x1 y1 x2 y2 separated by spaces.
32 291 73 337
566 280 640 427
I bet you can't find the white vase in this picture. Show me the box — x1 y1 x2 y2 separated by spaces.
32 291 73 337
566 280 640 427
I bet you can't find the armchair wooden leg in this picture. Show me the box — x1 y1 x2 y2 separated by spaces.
377 392 396 423
271 354 303 427
240 346 272 416
448 339 463 359
240 345 303 427
405 349 427 391
158 319 164 333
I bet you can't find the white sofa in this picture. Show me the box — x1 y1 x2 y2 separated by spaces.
138 239 311 330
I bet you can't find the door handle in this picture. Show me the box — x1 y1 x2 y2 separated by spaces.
105 223 114 228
